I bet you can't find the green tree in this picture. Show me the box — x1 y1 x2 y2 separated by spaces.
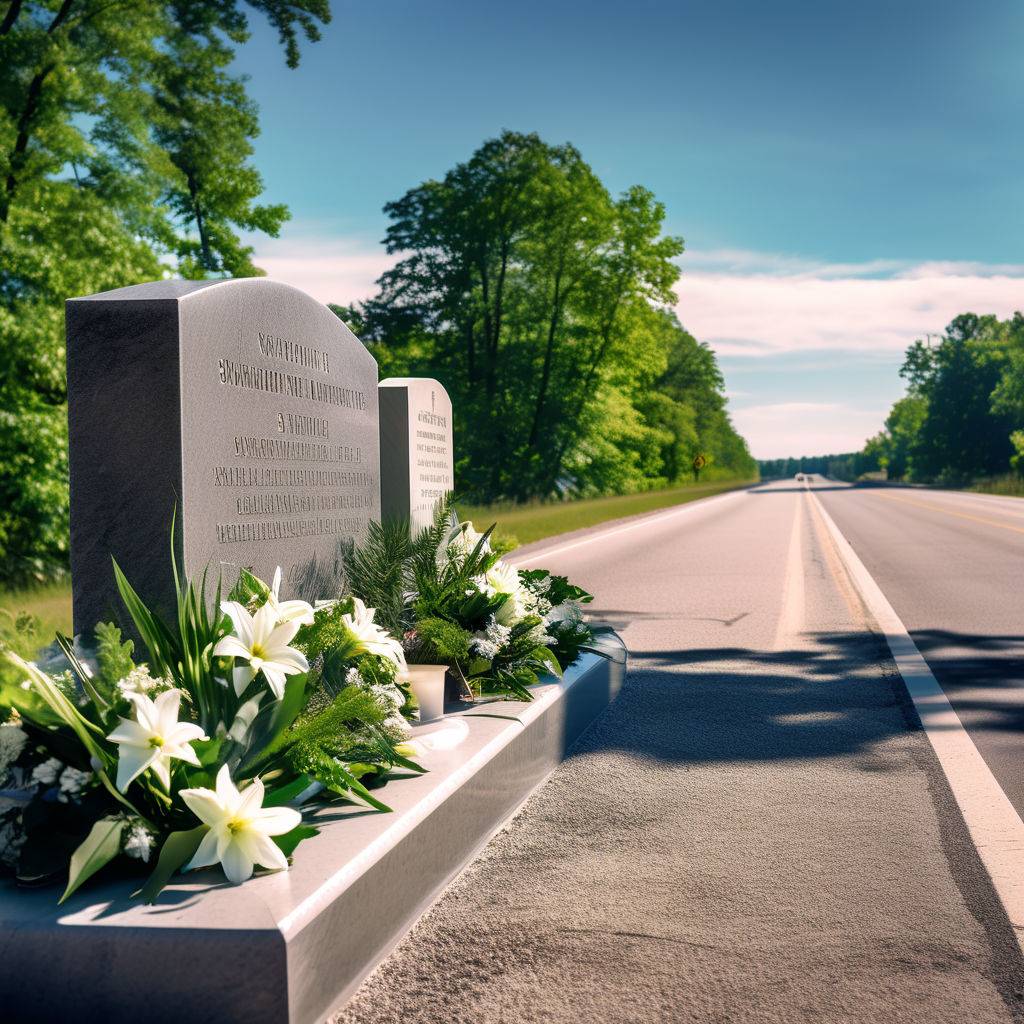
352 131 751 503
0 0 330 584
899 315 1013 481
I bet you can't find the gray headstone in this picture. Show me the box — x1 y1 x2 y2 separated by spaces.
66 278 380 634
379 378 454 532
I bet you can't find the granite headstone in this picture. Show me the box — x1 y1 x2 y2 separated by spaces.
66 278 380 634
379 377 454 531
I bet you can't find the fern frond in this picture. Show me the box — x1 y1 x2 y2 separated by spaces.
343 518 415 636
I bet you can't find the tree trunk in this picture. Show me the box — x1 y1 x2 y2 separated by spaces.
1 65 54 224
527 264 564 448
0 0 25 36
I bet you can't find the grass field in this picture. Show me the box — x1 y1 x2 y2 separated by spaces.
0 477 753 649
462 477 755 548
0 580 73 655
967 475 1024 498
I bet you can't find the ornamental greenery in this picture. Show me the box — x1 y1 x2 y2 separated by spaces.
0 542 420 902
0 498 608 902
343 496 610 701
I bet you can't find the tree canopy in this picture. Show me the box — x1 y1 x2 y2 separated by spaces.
864 312 1024 483
0 0 330 584
347 131 755 503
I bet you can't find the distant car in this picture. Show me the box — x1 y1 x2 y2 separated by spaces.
795 473 804 481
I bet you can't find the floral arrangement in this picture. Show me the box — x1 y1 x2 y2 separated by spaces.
0 500 605 902
343 500 606 701
0 556 420 901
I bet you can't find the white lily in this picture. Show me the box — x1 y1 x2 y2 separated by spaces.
486 560 529 625
180 764 301 884
341 598 407 669
215 602 309 699
106 689 207 793
265 566 315 625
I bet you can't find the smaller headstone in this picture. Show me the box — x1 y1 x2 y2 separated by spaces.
379 378 454 531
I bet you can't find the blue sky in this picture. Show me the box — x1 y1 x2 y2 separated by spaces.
234 0 1024 458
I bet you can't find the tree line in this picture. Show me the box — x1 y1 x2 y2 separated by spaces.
337 131 755 504
863 313 1024 483
757 452 879 482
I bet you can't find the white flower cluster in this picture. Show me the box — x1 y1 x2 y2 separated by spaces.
0 813 25 868
123 819 156 863
522 621 555 647
30 756 93 802
545 600 585 628
347 667 408 735
471 616 512 660
59 766 92 802
116 664 171 698
31 756 62 787
522 574 554 618
376 686 410 735
0 723 28 783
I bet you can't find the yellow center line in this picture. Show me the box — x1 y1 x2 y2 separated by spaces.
873 491 1024 536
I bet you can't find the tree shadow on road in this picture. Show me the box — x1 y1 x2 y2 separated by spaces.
570 629 920 769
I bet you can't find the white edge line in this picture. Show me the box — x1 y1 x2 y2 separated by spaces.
510 486 750 567
808 488 1024 948
277 651 603 938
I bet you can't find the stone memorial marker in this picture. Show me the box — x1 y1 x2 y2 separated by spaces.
66 278 380 634
379 377 455 532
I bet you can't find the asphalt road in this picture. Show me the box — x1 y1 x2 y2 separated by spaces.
813 477 1024 817
336 480 1024 1024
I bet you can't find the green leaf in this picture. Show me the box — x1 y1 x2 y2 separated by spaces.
56 631 111 712
59 817 125 904
134 825 209 904
263 774 314 807
272 824 319 859
226 693 264 744
536 647 563 679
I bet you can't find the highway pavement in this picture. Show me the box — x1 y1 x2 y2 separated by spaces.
336 479 1024 1024
812 477 1024 816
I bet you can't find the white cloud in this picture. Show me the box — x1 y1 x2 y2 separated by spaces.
676 249 1024 358
252 232 394 305
250 233 1024 460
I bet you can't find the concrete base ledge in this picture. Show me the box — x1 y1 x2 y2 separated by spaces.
0 636 626 1024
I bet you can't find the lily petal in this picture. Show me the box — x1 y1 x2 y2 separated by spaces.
221 840 254 884
214 635 253 661
184 827 221 872
265 647 308 674
115 746 157 792
221 602 255 648
232 663 257 697
239 829 289 872
252 805 303 836
265 619 301 650
180 787 225 826
214 763 239 808
260 664 287 699
237 776 266 817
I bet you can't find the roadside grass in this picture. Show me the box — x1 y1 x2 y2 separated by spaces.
0 477 753 651
0 580 73 658
462 477 755 548
967 475 1024 498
